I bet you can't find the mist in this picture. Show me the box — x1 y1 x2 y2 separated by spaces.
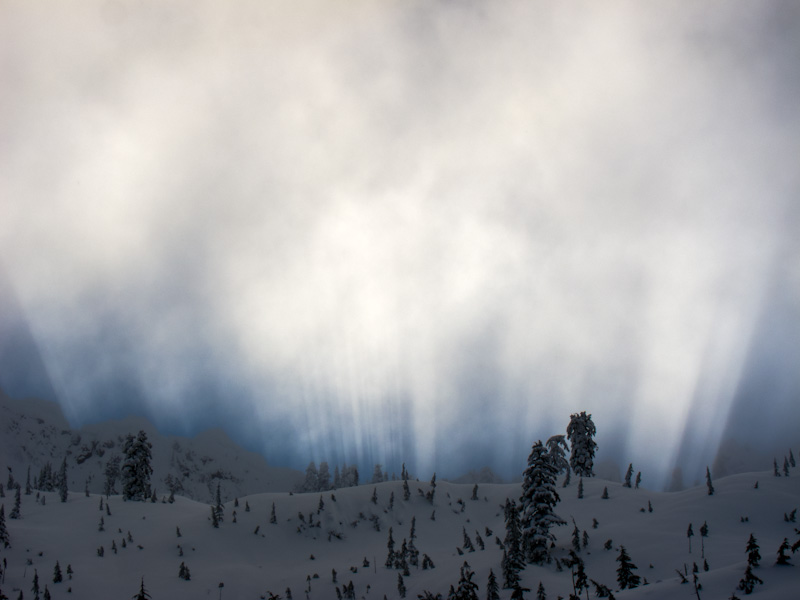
2 0 799 488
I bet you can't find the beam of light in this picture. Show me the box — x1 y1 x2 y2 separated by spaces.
1 0 799 486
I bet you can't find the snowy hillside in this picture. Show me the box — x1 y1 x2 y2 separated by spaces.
0 391 302 502
1 467 798 599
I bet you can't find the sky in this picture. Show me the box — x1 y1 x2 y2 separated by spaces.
1 0 799 489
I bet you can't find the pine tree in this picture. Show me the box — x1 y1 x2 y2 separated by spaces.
545 435 570 475
56 458 68 503
737 565 762 594
687 523 694 553
624 464 633 488
385 527 396 568
790 449 796 468
472 484 479 501
520 440 565 564
427 473 437 504
783 457 790 477
371 488 378 505
270 502 277 524
536 582 546 600
318 462 331 491
486 569 499 600
456 561 479 600
303 462 319 493
133 578 152 600
31 569 39 600
9 486 21 519
566 550 588 599
775 538 791 565
463 528 475 553
122 431 153 501
566 412 597 477
211 505 219 528
66 565 73 580
635 471 642 489
0 505 9 547
577 478 584 499
601 486 609 499
745 534 760 567
403 479 410 501
699 522 709 558
706 467 714 495
615 545 641 589
501 549 521 590
773 458 780 477
397 574 406 599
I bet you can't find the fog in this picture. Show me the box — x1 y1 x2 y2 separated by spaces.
2 0 799 487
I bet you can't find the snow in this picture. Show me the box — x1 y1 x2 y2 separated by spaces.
1 396 798 599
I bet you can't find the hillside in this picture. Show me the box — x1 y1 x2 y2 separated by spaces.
1 466 798 599
0 391 302 503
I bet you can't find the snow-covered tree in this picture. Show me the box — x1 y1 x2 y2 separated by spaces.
615 545 641 589
0 505 8 547
372 464 384 484
635 471 642 489
9 485 21 519
456 561 479 600
104 456 120 497
122 431 153 501
520 440 566 564
566 412 597 477
303 462 319 493
706 467 714 496
486 569 499 600
545 435 569 476
746 534 761 567
738 564 763 594
385 527 396 568
624 464 633 488
775 538 792 565
133 578 152 600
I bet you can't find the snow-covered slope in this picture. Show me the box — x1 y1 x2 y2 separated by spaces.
0 391 303 502
1 468 798 600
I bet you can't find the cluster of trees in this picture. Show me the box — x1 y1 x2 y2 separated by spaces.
300 462 361 493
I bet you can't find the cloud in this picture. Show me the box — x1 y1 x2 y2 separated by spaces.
1 0 798 485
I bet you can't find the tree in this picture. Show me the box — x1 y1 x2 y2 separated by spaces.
687 523 694 553
737 565 762 594
566 412 597 477
699 522 709 558
211 505 219 528
385 527 395 568
133 578 152 600
745 534 760 567
372 464 384 484
520 440 566 564
615 545 640 589
705 467 714 496
104 456 121 497
783 457 790 477
303 462 319 493
545 435 569 475
25 467 32 496
773 458 780 477
403 479 410 501
776 538 791 565
0 505 9 547
9 486 21 519
270 502 277 524
536 582 546 600
635 471 641 489
790 449 796 468
122 431 153 501
397 574 406 598
214 482 224 523
624 464 633 488
57 458 68 503
31 569 39 600
427 473 437 504
52 562 62 584
577 478 584 499
456 561 479 600
486 569 499 600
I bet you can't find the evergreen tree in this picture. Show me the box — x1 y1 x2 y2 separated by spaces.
472 484 479 501
427 473 437 504
9 486 21 519
211 505 219 528
790 449 796 468
737 565 762 594
773 458 780 477
66 565 73 580
503 499 522 565
706 467 714 496
122 431 153 501
303 462 319 493
699 522 709 558
745 534 760 567
486 569 499 600
0 505 9 547
566 551 588 599
545 435 569 475
31 570 39 600
270 502 277 524
536 582 546 600
133 578 152 600
501 549 521 590
333 465 341 489
463 527 475 552
624 464 633 488
456 561 479 600
385 527 395 568
615 545 640 589
397 574 406 598
601 486 609 499
635 471 641 489
775 538 791 565
566 412 597 477
687 523 694 553
520 440 566 564
577 478 583 499
104 456 120 497
403 479 410 501
783 457 790 477
371 488 378 505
